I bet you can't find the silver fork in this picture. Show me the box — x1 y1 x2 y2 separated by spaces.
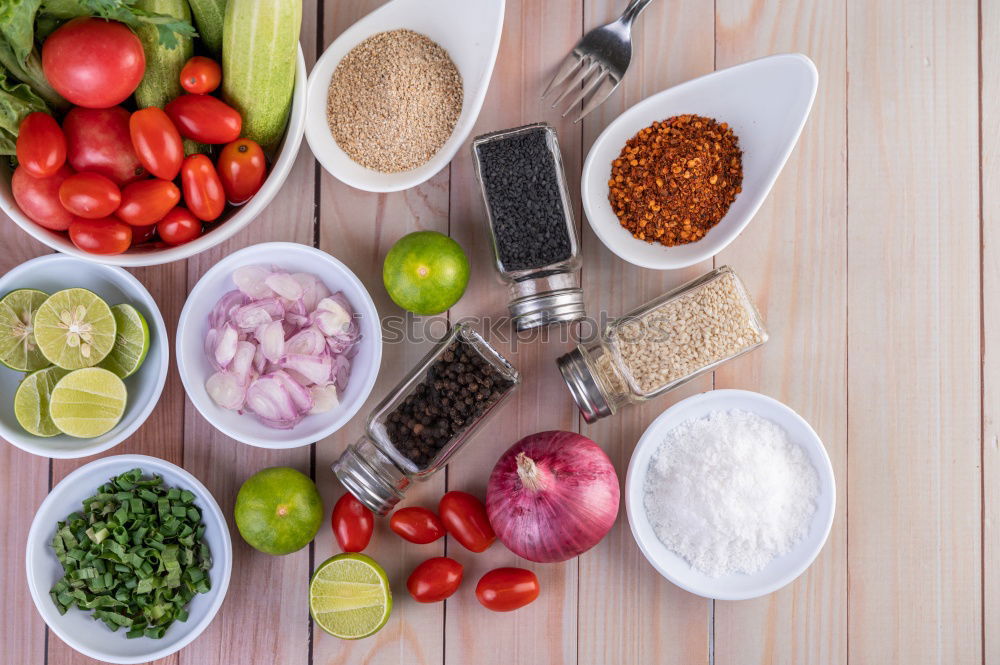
542 0 655 123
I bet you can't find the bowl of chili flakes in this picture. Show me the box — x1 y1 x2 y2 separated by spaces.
581 53 817 270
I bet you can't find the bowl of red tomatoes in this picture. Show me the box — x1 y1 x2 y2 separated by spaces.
0 17 307 267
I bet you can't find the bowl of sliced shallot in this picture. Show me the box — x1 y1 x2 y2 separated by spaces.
176 242 382 448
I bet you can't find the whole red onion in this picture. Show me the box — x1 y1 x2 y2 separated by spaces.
486 430 620 563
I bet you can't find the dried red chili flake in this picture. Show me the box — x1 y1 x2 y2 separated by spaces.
608 114 743 246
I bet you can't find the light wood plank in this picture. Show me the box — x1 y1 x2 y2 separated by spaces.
0 234 52 665
982 0 999 662
846 0 981 662
442 1 582 664
712 1 849 664
177 2 318 663
314 6 451 664
45 261 189 665
576 1 715 664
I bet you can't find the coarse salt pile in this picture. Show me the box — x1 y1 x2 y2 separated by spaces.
643 409 819 577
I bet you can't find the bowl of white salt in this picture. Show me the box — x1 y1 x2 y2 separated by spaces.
625 389 835 600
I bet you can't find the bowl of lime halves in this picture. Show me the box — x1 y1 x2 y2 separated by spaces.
0 254 168 458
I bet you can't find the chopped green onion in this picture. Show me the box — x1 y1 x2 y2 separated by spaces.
49 468 212 640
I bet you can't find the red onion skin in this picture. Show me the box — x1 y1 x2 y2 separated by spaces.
486 431 620 563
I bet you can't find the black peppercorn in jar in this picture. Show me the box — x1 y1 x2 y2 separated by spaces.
333 323 519 515
472 123 586 330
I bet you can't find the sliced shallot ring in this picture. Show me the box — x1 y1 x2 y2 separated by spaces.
233 265 276 299
206 371 247 410
265 272 304 300
257 320 286 363
215 324 239 368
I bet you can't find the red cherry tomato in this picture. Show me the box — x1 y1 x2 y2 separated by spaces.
217 138 266 204
58 172 121 219
438 491 495 553
165 95 242 144
16 112 66 178
407 557 463 603
179 56 222 94
12 164 75 231
389 507 446 544
63 106 145 185
116 179 180 226
180 154 225 221
69 216 132 255
41 18 145 108
131 223 157 246
331 492 374 552
129 108 184 181
475 568 540 612
156 207 202 246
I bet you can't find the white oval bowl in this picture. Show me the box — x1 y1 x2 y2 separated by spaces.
0 255 169 459
26 454 233 664
625 389 835 600
176 242 382 448
582 53 818 270
0 48 308 268
305 0 504 192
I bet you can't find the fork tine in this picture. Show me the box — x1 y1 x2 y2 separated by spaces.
550 56 599 109
560 66 610 118
541 50 585 99
572 74 620 123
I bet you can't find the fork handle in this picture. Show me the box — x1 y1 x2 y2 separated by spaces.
621 0 654 25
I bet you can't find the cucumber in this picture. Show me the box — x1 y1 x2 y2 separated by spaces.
134 0 194 109
222 0 301 149
188 0 227 56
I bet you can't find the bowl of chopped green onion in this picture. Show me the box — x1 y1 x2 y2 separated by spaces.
25 455 232 664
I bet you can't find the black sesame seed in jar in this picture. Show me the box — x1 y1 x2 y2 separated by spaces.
385 339 515 469
475 126 573 271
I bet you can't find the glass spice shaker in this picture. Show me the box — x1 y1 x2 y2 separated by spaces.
556 266 768 422
472 122 586 330
333 323 520 515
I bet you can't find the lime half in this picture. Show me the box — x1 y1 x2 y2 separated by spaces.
98 304 150 378
14 366 70 436
49 367 127 438
34 289 116 370
309 553 392 640
0 289 50 371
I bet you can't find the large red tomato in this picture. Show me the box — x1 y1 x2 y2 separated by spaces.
42 18 145 108
12 164 75 231
63 106 146 185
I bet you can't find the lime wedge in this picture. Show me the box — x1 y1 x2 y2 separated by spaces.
98 304 150 378
14 366 70 436
34 289 116 370
49 367 127 438
0 289 50 371
309 553 392 640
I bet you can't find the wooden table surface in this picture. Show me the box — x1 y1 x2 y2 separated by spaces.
2 0 996 663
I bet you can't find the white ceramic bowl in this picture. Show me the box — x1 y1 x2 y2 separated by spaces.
305 0 504 192
582 53 818 270
176 242 382 448
0 48 308 267
0 255 169 458
26 454 232 664
625 389 835 600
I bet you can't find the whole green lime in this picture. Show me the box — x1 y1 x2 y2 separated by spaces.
383 231 470 316
234 467 324 556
